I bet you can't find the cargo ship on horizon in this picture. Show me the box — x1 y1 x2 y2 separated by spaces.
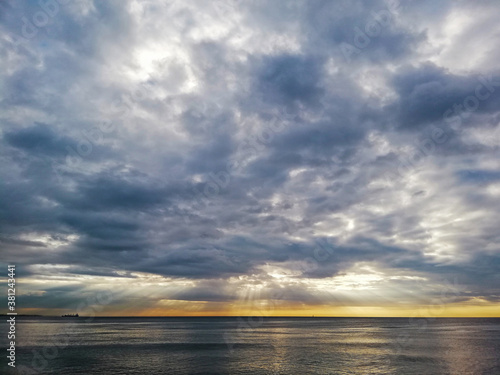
61 313 79 317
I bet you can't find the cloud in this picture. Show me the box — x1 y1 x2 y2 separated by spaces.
5 122 77 157
389 63 500 129
0 0 499 315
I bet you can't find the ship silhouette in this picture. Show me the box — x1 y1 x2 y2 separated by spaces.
61 313 79 317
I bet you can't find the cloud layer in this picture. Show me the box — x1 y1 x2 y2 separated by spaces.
1 0 499 315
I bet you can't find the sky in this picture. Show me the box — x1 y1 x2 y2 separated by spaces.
0 0 499 317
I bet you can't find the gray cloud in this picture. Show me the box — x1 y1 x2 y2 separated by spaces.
1 0 499 313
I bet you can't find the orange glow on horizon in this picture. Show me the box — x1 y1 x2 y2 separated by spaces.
16 301 500 318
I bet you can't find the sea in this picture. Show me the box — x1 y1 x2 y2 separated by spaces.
1 317 499 374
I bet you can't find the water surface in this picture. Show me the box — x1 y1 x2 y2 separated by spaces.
2 317 499 374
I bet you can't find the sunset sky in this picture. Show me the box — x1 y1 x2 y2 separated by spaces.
1 0 499 317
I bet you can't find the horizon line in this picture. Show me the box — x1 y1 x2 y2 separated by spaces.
4 314 500 318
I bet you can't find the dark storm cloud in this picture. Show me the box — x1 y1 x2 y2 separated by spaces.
4 122 77 157
301 0 425 63
66 173 171 211
389 64 500 129
1 0 500 312
256 54 325 107
0 236 46 248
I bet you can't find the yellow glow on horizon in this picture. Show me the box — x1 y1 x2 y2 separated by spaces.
18 301 500 318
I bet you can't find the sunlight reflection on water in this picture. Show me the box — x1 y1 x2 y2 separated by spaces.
2 317 499 374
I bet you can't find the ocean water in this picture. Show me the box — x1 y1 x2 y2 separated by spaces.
1 317 499 374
